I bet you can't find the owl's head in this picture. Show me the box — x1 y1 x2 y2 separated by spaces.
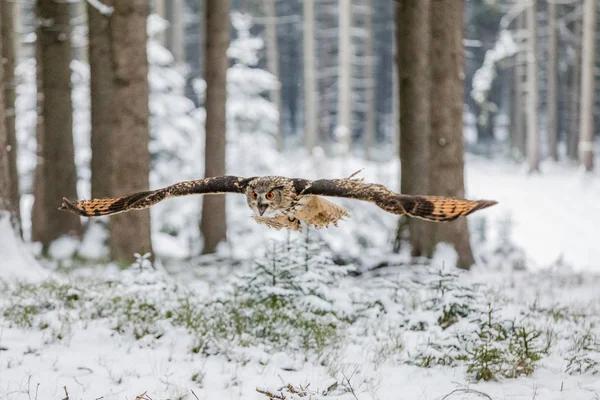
246 180 286 217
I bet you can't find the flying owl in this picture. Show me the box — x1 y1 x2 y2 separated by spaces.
59 175 497 231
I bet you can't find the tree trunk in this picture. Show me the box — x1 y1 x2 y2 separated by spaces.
1 0 21 232
579 0 595 171
336 0 352 145
513 11 526 158
166 0 185 64
31 24 46 244
429 0 473 269
567 17 582 161
109 0 153 263
547 1 558 161
526 0 540 172
396 0 434 257
264 0 283 151
364 0 376 159
0 9 12 217
38 0 82 247
88 0 114 199
303 0 318 151
200 0 230 254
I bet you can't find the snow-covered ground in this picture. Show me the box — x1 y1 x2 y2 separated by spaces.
2 154 600 400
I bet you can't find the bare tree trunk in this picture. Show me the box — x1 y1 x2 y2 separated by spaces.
303 0 318 151
109 0 153 263
200 0 230 254
567 17 582 161
429 0 473 269
1 0 21 232
579 0 595 171
0 10 12 217
364 1 376 159
31 25 46 243
547 0 558 161
396 0 434 257
166 0 185 64
38 0 82 247
336 0 352 144
88 0 114 199
264 0 283 151
514 12 526 158
526 0 540 172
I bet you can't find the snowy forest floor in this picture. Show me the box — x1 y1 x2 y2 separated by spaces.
2 156 600 400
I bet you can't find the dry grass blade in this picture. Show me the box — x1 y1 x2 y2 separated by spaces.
441 388 493 400
135 392 154 400
256 388 286 400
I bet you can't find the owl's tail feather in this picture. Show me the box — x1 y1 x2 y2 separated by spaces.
400 195 497 222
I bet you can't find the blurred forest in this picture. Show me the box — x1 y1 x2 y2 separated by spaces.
0 0 598 270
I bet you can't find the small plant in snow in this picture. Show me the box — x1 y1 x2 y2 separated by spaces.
188 233 352 358
565 331 600 375
403 265 484 331
457 305 544 381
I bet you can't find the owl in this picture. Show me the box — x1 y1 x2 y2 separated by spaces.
59 175 497 231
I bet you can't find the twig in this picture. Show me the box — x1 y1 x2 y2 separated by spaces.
341 369 360 400
441 388 493 400
62 386 70 400
191 390 201 400
256 388 286 400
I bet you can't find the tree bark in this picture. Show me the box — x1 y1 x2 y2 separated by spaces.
1 0 21 231
200 0 230 254
336 0 352 144
429 0 473 269
0 8 12 217
513 11 526 158
396 0 434 257
567 17 581 161
547 0 558 161
37 0 82 247
579 0 595 171
165 0 185 64
109 0 153 263
526 0 540 172
364 0 377 159
31 24 46 243
303 0 318 151
264 0 283 151
88 0 114 199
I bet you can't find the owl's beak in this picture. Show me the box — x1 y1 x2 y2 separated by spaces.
257 202 268 216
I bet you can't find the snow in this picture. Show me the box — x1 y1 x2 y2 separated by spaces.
0 213 48 282
86 0 114 16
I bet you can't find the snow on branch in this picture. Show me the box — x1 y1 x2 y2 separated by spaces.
86 0 114 16
471 30 518 106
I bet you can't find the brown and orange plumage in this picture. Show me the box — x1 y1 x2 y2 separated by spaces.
59 175 497 229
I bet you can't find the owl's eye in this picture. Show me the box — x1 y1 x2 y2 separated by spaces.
265 191 275 200
251 192 257 199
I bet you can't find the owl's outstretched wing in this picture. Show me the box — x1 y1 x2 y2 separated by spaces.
59 176 252 217
293 178 497 222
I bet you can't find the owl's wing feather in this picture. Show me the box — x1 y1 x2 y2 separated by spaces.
59 176 252 217
294 178 497 222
